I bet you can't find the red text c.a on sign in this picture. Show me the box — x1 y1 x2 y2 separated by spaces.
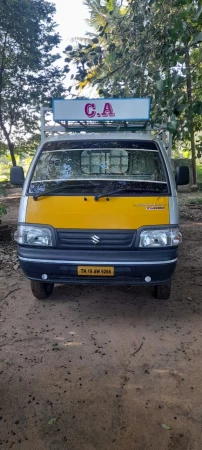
84 102 115 119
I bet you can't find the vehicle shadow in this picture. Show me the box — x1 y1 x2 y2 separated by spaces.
48 270 202 326
46 222 202 325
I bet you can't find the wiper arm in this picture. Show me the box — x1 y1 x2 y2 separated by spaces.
33 182 100 201
94 186 167 201
94 187 143 201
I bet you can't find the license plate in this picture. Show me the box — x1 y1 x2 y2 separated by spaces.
77 266 114 276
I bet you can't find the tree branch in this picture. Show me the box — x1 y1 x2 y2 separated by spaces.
95 49 147 84
0 31 8 94
131 342 144 356
0 288 20 302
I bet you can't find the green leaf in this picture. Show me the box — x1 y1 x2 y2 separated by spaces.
156 80 165 92
48 418 57 425
161 424 171 430
184 4 192 13
193 32 202 44
92 37 99 44
193 101 202 115
173 103 185 116
66 45 73 52
75 74 82 81
4 360 9 364
0 204 7 217
94 46 102 53
167 45 174 54
167 120 178 133
193 7 202 21
0 187 7 197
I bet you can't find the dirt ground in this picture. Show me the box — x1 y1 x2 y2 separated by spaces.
1 191 202 450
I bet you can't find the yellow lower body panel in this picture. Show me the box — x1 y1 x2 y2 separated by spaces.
26 196 169 229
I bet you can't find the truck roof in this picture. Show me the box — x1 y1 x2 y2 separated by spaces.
44 132 155 143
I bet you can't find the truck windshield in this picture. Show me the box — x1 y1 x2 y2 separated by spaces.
28 140 168 196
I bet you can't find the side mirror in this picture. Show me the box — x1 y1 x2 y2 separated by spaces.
175 166 190 186
10 166 25 186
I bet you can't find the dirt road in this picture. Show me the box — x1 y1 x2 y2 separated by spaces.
0 195 202 450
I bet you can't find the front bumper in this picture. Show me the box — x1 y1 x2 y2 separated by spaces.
18 247 178 286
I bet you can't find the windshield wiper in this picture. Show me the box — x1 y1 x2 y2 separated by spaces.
94 187 166 201
33 182 100 201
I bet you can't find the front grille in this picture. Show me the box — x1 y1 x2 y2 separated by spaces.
57 230 135 250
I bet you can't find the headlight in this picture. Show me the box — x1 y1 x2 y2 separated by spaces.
14 225 53 246
139 228 182 248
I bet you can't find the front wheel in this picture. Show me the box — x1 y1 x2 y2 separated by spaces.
153 281 171 300
30 281 54 300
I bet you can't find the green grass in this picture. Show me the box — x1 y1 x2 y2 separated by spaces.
196 164 202 183
0 155 31 182
186 197 202 205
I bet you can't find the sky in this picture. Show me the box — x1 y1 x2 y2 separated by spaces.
54 0 90 48
52 0 96 96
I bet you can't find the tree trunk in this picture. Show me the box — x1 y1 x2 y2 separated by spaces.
0 112 16 166
0 33 16 166
185 46 197 185
8 142 16 167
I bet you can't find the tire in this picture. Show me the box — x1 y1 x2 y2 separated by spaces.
153 281 171 300
30 281 54 300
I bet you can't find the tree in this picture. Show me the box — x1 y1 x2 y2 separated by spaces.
66 0 202 184
0 0 66 166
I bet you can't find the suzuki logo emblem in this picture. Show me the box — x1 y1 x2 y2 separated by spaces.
91 235 100 245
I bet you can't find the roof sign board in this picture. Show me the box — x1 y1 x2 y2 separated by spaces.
53 98 151 122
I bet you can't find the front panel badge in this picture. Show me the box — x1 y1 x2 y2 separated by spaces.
134 204 165 210
91 235 101 245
